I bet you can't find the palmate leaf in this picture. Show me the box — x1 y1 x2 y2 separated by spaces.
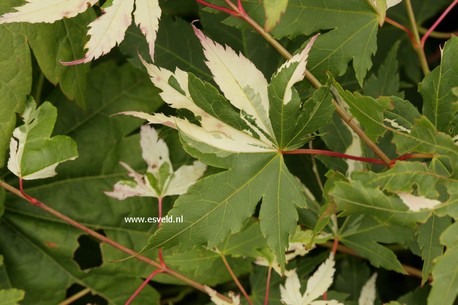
225 0 379 85
144 154 306 269
122 27 332 268
7 98 78 180
419 36 458 134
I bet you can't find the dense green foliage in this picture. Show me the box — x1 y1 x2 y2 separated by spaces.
0 0 457 304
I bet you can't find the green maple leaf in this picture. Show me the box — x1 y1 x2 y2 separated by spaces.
122 27 333 269
224 0 380 85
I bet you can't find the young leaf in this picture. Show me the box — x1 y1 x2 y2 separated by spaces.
280 255 344 305
0 0 98 23
105 125 206 199
205 286 241 305
264 0 289 31
419 36 458 134
7 97 78 180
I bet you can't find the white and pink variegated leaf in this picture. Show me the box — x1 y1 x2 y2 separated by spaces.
0 0 98 24
387 0 402 9
105 162 158 199
275 35 318 105
140 125 171 175
397 193 441 212
64 0 135 64
165 161 207 196
134 0 161 60
193 26 274 141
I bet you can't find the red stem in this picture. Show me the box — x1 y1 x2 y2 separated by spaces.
421 0 458 48
0 181 232 303
263 266 272 305
331 238 339 256
127 197 167 304
195 0 238 16
282 149 387 165
385 17 418 47
125 269 164 305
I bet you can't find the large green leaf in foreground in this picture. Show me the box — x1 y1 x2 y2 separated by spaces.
146 153 307 269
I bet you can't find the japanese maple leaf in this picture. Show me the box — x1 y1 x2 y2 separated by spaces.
119 26 328 270
105 125 206 199
122 26 320 155
280 255 343 305
0 0 161 64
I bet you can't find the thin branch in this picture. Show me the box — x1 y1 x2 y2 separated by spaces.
308 142 324 191
220 254 253 305
58 288 91 305
125 269 164 305
385 17 417 46
263 266 272 305
404 0 430 75
127 196 168 304
0 180 232 303
418 26 456 39
420 0 458 48
282 149 387 165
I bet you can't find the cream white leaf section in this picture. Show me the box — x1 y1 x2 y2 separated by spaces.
0 0 97 24
397 193 441 212
358 273 377 305
133 0 161 60
280 271 304 305
193 26 274 140
126 57 277 153
204 286 241 305
276 35 318 105
121 112 276 154
105 162 157 199
140 57 203 114
140 125 171 175
165 161 207 196
280 255 343 305
387 0 402 9
79 0 135 63
303 254 337 303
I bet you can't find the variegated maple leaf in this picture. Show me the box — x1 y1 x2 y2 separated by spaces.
105 125 206 199
122 26 320 155
280 254 343 305
0 0 161 64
